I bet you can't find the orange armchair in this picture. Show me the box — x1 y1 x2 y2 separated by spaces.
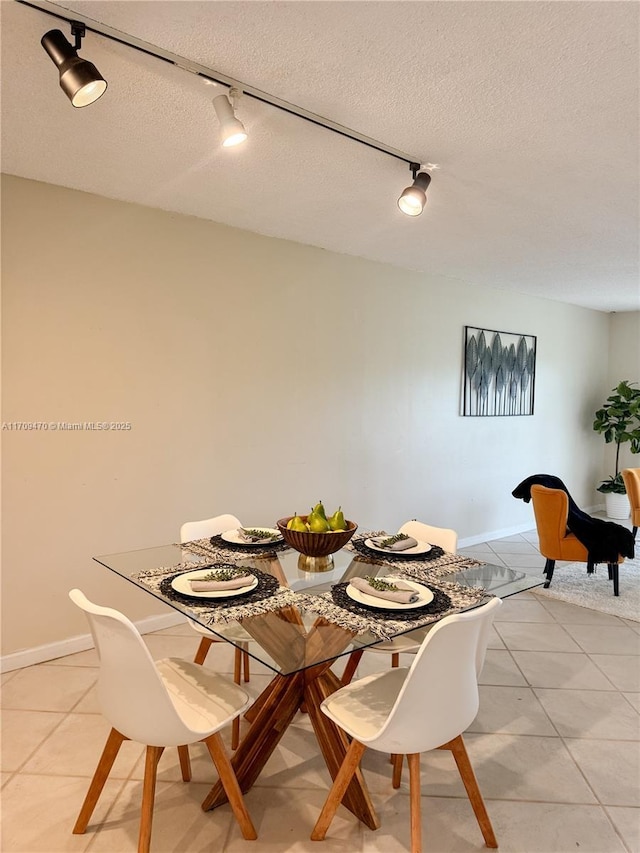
621 468 639 541
530 485 624 596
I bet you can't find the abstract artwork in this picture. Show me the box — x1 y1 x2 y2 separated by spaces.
463 326 536 416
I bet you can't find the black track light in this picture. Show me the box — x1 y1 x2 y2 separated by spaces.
398 164 432 217
41 23 107 108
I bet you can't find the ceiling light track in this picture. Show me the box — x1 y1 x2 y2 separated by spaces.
17 0 420 166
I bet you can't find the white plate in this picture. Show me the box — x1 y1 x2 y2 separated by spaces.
346 577 434 610
220 527 283 546
171 568 258 599
364 537 432 556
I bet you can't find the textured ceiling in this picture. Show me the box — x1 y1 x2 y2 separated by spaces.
2 0 639 312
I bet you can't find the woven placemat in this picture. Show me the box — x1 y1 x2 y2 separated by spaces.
331 581 452 622
178 535 290 562
349 535 445 563
346 533 484 580
158 566 280 607
135 563 300 625
295 579 488 640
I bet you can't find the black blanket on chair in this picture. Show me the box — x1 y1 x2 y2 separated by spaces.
512 474 635 564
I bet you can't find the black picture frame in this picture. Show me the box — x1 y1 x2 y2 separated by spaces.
463 326 536 417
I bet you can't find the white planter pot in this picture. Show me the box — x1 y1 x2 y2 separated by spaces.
604 492 630 520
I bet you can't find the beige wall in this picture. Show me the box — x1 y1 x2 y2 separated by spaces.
1 175 611 655
604 311 640 474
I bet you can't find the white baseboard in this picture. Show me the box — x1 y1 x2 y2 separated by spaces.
456 504 606 549
458 521 535 548
0 611 187 673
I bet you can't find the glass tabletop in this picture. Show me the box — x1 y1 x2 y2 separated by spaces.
94 540 543 676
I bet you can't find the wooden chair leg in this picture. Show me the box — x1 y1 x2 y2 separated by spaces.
543 558 555 588
387 647 401 763
194 636 216 666
608 564 613 580
407 753 422 853
242 646 251 683
448 735 497 848
231 646 243 751
203 732 257 840
311 739 367 840
231 716 240 751
340 649 363 686
138 745 164 853
233 646 242 684
177 745 191 781
392 753 404 788
73 728 127 834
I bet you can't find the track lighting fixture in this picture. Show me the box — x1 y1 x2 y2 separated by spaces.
397 164 432 217
41 23 107 108
212 90 247 147
26 2 437 217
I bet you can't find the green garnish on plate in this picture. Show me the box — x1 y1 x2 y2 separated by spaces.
241 528 279 540
365 576 400 592
377 533 410 548
200 567 251 582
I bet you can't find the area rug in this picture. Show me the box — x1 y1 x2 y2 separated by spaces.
532 552 639 621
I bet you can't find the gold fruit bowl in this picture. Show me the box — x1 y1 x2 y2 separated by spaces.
276 516 358 557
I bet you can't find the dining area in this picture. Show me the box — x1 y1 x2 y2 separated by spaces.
3 516 637 853
71 509 543 853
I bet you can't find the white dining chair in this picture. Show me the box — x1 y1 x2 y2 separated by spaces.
339 520 458 686
312 596 501 853
181 513 253 749
69 589 257 853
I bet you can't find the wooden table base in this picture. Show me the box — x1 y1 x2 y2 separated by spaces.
201 668 379 831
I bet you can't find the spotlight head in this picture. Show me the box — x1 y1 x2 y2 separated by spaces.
212 93 247 147
41 29 107 107
398 170 431 217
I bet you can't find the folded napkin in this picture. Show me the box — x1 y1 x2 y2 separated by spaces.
237 527 278 544
190 573 254 592
371 534 418 552
349 576 419 604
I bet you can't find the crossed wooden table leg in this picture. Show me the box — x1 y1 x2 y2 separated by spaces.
200 614 380 831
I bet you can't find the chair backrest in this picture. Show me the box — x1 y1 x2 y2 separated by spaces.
69 588 194 745
621 469 640 523
367 597 501 754
530 485 569 559
180 513 241 542
399 520 458 553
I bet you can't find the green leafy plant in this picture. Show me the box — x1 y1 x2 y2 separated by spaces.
593 380 640 493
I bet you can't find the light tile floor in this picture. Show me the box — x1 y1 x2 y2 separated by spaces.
2 531 639 852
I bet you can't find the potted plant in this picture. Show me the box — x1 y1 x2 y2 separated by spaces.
593 380 640 519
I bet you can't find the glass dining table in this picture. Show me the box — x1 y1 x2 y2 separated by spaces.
94 535 543 830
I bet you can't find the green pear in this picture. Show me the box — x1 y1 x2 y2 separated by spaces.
287 513 308 532
312 500 327 520
308 512 331 533
328 506 346 531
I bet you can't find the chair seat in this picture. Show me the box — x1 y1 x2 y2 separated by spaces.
157 658 252 737
555 531 590 562
188 619 252 644
322 667 408 742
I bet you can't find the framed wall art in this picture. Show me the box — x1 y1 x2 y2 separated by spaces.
463 326 536 417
